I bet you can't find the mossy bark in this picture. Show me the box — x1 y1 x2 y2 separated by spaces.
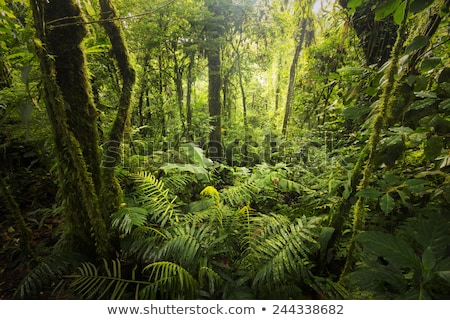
98 0 136 216
44 0 102 193
30 0 112 258
340 0 411 280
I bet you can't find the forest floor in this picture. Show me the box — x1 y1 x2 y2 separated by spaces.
0 212 60 299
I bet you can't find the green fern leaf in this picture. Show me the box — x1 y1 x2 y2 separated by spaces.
220 181 256 207
133 171 179 227
111 206 148 234
17 252 85 298
246 215 318 290
143 261 198 299
69 259 152 300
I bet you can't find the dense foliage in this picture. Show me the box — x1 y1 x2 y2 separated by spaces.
0 0 449 299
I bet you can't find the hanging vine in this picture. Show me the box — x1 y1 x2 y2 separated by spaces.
340 0 412 279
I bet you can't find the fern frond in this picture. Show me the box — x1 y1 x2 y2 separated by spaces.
199 264 224 296
200 185 220 205
156 223 214 270
133 171 179 227
17 252 85 298
142 261 198 299
69 259 152 300
111 206 148 235
244 215 318 291
161 173 196 193
220 181 256 207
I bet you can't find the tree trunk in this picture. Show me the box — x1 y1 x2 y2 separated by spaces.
186 52 195 139
30 0 112 258
205 1 224 161
99 0 136 217
172 43 185 131
282 18 310 136
206 47 223 161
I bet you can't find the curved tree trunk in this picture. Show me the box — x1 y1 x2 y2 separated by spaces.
98 0 136 217
30 0 113 258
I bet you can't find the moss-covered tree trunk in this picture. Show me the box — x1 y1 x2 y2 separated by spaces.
98 0 136 216
205 1 224 161
340 0 411 279
30 0 112 258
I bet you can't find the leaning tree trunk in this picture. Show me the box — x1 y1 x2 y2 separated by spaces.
30 0 112 258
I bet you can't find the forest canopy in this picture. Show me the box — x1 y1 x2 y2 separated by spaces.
0 0 449 299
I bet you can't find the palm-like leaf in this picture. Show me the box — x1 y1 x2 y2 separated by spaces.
133 171 179 227
142 261 198 299
220 181 257 207
111 206 148 235
69 259 152 300
17 252 85 298
156 223 214 270
244 214 318 291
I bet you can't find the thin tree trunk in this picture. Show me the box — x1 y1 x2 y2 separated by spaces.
186 52 195 139
282 18 309 136
233 39 249 157
207 47 223 161
172 44 185 131
274 56 282 112
99 0 136 217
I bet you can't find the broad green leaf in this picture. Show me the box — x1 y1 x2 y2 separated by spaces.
403 179 428 193
356 231 421 269
396 190 410 205
414 213 450 255
356 188 383 199
422 246 436 271
180 143 213 167
410 0 434 13
424 135 443 160
437 271 450 282
375 0 400 21
393 1 406 25
420 57 441 72
405 36 429 54
406 75 416 87
383 172 403 186
380 193 395 214
347 0 364 14
161 163 210 182
389 126 413 135
319 227 335 250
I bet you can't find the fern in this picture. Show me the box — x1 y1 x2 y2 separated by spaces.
160 173 196 194
17 252 85 298
220 181 257 207
68 259 153 300
133 171 179 227
142 261 198 299
156 223 214 271
111 206 148 235
244 214 319 293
